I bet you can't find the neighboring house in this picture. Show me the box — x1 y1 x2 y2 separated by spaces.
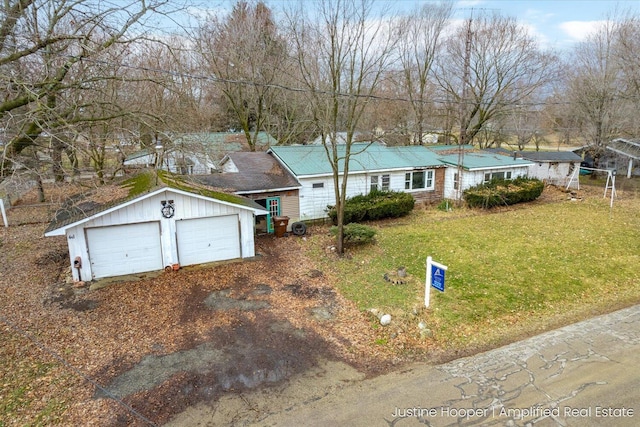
606 138 640 178
308 132 368 145
487 148 582 187
123 132 277 175
269 143 447 221
516 150 582 187
430 146 533 200
190 152 301 233
44 171 268 281
123 146 217 174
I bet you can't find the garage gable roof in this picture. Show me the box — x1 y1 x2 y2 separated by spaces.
45 171 268 236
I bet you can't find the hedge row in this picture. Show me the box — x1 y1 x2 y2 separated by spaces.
328 189 415 224
463 177 544 208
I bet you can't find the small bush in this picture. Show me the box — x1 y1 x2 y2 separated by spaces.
330 223 377 245
464 177 544 208
328 190 415 224
437 199 454 212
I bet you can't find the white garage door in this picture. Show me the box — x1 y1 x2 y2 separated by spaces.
86 222 163 279
176 215 241 266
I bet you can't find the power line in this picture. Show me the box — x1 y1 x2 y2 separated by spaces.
4 41 639 110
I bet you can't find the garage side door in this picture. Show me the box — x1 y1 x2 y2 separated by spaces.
86 222 163 279
176 215 240 266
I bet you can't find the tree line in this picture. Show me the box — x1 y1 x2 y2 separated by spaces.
1 0 639 185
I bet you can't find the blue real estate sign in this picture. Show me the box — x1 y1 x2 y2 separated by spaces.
431 264 445 292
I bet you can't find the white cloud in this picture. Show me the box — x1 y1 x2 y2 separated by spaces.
456 0 484 8
559 20 606 42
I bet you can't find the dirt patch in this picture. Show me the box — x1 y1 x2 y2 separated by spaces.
204 289 271 311
105 312 335 426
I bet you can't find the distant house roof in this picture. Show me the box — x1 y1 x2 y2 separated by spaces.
173 131 276 152
124 147 157 162
45 171 267 236
190 152 300 194
123 132 277 164
607 138 640 160
484 148 582 162
517 151 582 162
268 143 445 177
308 132 367 145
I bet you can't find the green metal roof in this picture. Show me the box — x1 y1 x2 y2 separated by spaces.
437 150 533 170
269 143 445 176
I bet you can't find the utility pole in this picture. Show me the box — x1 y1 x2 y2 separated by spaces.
456 14 473 202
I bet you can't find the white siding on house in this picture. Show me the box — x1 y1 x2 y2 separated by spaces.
528 162 576 186
298 177 334 220
297 169 437 220
443 167 530 200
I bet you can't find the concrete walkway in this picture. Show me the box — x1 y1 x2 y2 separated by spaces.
257 305 640 426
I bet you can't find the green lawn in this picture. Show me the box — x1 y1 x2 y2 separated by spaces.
309 185 640 352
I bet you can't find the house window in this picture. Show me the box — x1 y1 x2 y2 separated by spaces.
312 182 324 189
382 174 390 190
405 170 434 190
453 172 459 190
484 171 512 183
370 174 390 191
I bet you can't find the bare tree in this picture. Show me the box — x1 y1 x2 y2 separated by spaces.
394 1 452 145
195 1 288 150
435 13 558 146
564 19 627 167
286 0 394 254
0 0 173 180
613 15 640 138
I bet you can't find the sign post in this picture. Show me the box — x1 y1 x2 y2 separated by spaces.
425 256 447 308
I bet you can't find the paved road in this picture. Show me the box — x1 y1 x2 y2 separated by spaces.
256 305 640 426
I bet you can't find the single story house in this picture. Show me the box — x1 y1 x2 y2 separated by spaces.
123 145 218 175
516 150 582 187
430 146 533 200
45 171 268 281
123 132 277 175
190 152 301 233
486 148 582 187
268 143 447 221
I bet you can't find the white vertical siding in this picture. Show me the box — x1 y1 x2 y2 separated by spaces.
528 162 575 186
443 167 531 200
62 189 260 280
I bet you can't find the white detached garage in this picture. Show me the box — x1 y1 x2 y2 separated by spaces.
45 176 268 281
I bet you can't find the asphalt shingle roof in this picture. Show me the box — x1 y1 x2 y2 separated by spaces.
190 152 300 192
517 151 582 162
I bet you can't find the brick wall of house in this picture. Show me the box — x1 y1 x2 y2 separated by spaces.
411 167 446 205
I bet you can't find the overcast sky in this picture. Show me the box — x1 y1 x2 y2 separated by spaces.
449 0 639 49
176 0 639 51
